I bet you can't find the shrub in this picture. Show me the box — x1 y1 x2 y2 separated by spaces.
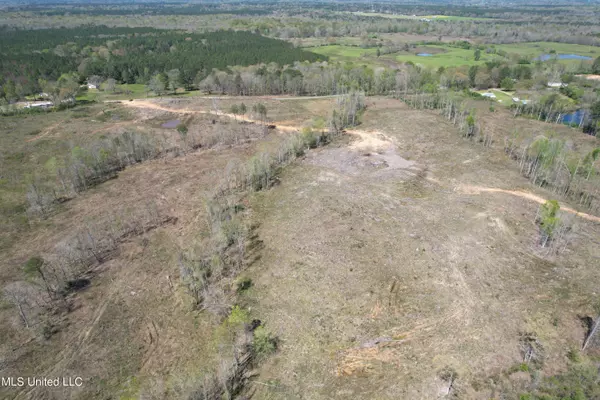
301 127 319 149
567 347 582 363
220 217 245 247
236 277 252 292
226 305 250 326
252 326 278 360
23 256 44 276
538 200 560 247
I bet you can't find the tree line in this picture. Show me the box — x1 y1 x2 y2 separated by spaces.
0 28 326 100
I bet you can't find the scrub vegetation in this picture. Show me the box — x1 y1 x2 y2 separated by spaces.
1 1 600 399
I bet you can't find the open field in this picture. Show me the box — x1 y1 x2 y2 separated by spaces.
494 42 600 59
307 45 381 65
243 98 600 398
351 11 493 21
395 45 494 67
306 44 480 67
309 44 494 67
475 89 517 105
308 45 490 68
308 41 599 68
76 84 152 102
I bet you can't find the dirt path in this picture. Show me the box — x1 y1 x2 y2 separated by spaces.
119 99 301 132
26 121 62 142
457 184 600 223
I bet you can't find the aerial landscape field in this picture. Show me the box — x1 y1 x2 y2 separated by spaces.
1 1 600 399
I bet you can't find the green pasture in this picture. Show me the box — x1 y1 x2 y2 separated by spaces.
76 84 204 102
308 45 378 59
307 45 383 66
494 42 600 58
474 89 516 106
308 41 599 69
394 46 496 67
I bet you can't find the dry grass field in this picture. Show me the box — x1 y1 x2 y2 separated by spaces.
0 99 330 399
1 95 599 399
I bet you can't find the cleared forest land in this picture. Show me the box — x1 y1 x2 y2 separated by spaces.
1 95 599 399
243 98 600 398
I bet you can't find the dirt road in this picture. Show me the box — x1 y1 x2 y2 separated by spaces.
119 99 301 132
457 184 600 223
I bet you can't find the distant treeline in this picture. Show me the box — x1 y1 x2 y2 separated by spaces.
17 1 589 19
7 2 276 16
36 7 273 16
0 27 326 97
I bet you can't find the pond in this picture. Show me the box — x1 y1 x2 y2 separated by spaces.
161 119 181 128
416 53 433 57
560 109 586 126
536 54 593 61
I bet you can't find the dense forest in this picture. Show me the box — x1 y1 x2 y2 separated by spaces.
0 27 326 98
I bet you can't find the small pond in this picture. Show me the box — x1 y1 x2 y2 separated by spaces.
416 53 433 57
560 109 586 126
536 54 593 61
161 119 181 128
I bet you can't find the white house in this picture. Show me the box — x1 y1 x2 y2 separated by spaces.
87 83 98 89
547 82 566 88
481 92 496 98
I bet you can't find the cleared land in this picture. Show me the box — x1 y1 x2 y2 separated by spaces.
0 96 335 399
1 95 599 399
351 11 493 21
243 98 600 398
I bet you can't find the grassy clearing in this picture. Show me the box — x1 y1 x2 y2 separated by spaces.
495 42 600 58
308 44 491 68
395 45 494 67
76 84 205 102
307 45 382 66
351 11 492 21
475 89 517 106
309 41 599 69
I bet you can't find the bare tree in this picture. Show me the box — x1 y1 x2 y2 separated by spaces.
105 78 117 93
3 282 38 328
